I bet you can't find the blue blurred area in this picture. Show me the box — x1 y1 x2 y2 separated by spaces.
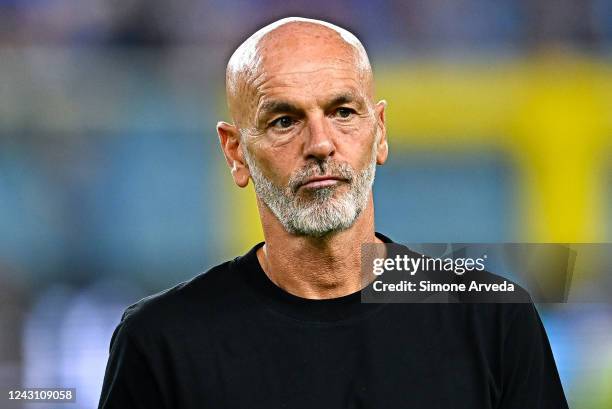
1 1 611 408
375 150 518 242
89 131 218 284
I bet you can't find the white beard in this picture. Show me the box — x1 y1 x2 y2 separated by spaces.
242 134 378 237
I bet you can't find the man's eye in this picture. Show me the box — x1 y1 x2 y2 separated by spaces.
270 116 295 129
335 108 355 118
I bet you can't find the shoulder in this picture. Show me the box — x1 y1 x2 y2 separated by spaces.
118 256 247 337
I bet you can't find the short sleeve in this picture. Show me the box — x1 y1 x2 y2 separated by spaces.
97 312 168 409
497 303 569 409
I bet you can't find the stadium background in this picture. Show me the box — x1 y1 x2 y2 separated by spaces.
0 0 611 407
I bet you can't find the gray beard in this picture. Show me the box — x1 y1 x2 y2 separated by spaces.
242 138 377 238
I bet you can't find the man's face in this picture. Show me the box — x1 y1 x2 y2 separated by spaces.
238 34 385 237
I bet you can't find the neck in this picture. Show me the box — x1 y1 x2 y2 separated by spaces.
255 193 382 299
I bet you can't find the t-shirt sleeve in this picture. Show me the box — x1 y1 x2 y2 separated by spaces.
98 310 167 409
497 303 569 409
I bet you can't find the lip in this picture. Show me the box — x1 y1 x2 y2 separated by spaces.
299 176 345 189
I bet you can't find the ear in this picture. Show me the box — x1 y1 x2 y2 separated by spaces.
374 100 388 165
216 121 250 188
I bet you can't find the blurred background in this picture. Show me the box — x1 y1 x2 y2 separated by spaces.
1 0 611 408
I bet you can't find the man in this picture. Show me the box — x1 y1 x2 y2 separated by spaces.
98 17 568 408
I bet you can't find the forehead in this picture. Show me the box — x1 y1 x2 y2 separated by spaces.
252 45 368 104
228 23 373 124
261 62 362 93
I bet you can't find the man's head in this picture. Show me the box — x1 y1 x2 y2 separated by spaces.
217 17 388 237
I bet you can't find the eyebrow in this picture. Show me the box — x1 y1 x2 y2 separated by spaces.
256 91 365 125
258 101 303 120
326 93 356 108
325 91 367 112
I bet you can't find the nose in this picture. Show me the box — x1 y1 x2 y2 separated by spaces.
303 113 336 161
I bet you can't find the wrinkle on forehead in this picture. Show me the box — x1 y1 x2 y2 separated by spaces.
225 17 373 127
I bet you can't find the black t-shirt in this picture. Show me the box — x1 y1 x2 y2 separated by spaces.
98 233 568 409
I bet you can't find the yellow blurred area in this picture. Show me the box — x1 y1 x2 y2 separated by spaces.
227 54 612 251
378 54 612 243
225 181 265 253
224 54 612 254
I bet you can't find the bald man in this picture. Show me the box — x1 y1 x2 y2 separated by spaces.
98 18 568 409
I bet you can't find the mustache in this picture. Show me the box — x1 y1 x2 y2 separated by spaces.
288 160 355 193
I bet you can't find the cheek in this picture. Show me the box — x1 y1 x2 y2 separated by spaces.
252 145 300 185
335 119 378 167
330 116 364 135
266 128 303 148
330 113 378 146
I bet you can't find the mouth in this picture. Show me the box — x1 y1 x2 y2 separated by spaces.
298 176 347 190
